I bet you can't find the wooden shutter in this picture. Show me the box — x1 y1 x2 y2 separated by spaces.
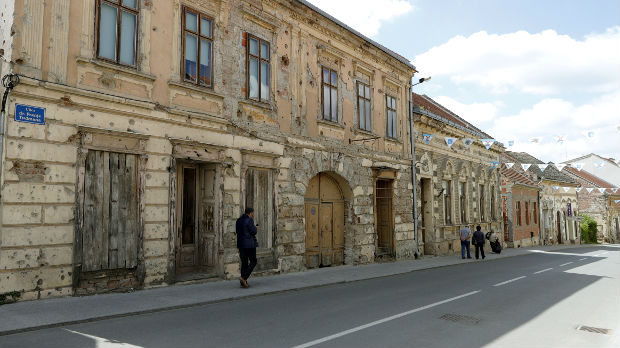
83 150 138 271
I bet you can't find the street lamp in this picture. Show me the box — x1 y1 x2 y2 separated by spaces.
409 75 431 259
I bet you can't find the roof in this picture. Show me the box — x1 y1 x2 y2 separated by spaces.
500 153 538 187
295 0 415 70
412 93 493 139
563 167 618 189
505 151 579 185
562 153 620 167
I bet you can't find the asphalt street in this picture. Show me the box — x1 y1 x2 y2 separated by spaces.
1 245 618 348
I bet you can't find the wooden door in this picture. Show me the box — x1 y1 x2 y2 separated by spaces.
198 165 217 269
83 150 138 272
304 173 344 268
376 179 394 254
556 211 562 243
177 165 198 273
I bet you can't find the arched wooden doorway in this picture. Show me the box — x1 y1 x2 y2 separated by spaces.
556 211 562 244
304 173 345 268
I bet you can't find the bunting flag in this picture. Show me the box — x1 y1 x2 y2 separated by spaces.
593 162 606 168
462 138 474 148
554 135 566 143
612 188 618 193
445 137 457 148
552 186 559 191
585 130 597 138
576 187 583 193
490 161 499 169
537 164 549 172
529 137 542 143
586 188 594 193
574 163 584 171
423 134 434 144
507 140 515 147
598 188 606 194
505 163 515 169
481 139 495 150
555 163 567 171
563 187 570 193
521 163 532 171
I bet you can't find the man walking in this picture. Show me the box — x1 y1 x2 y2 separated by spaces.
236 207 258 288
472 225 486 260
460 225 472 259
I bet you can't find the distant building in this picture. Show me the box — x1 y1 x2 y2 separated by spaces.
563 153 620 187
563 167 620 243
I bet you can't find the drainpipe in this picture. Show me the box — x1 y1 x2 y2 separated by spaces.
0 74 20 186
408 82 419 259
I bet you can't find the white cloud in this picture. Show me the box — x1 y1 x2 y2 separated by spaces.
305 0 413 37
432 96 500 123
414 27 620 95
489 92 620 163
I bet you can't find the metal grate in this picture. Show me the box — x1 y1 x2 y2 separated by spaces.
439 313 481 325
577 325 612 335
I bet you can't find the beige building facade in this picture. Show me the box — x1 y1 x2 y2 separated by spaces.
0 0 420 300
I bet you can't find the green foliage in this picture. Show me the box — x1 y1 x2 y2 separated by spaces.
579 213 598 244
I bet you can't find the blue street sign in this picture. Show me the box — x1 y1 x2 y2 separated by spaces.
15 104 45 125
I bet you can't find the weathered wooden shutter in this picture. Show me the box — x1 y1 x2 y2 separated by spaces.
245 168 273 249
83 150 138 271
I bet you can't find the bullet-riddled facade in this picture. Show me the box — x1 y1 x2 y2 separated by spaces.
0 0 418 300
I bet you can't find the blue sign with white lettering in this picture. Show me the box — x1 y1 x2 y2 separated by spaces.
15 104 45 125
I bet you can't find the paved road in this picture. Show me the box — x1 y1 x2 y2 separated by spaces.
1 245 618 348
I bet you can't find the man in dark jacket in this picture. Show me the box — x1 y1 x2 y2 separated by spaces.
472 225 486 260
236 207 258 288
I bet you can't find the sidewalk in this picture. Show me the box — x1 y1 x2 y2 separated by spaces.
0 243 603 335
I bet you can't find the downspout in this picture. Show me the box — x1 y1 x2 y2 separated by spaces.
408 82 419 259
0 74 20 188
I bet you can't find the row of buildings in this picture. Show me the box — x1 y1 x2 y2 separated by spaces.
0 0 617 302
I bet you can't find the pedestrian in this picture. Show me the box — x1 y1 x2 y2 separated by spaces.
488 229 502 254
459 225 472 259
236 207 258 288
472 225 486 260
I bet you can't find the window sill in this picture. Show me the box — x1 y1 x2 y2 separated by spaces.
385 136 402 144
167 80 225 100
77 57 156 81
317 119 344 129
238 98 274 112
353 128 377 137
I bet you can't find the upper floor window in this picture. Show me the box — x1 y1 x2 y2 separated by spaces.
247 34 270 102
322 67 338 122
525 202 530 225
443 180 452 225
183 7 213 87
357 82 371 131
386 95 397 138
97 0 139 66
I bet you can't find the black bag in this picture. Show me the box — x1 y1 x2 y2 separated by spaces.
485 232 491 240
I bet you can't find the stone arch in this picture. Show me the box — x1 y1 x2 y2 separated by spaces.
303 171 352 269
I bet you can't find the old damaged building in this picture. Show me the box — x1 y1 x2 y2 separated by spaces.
0 0 418 300
412 94 503 256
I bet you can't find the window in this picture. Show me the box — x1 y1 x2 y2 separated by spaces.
247 34 270 102
357 82 371 131
491 185 496 219
322 67 338 122
516 201 522 226
479 184 485 221
525 202 530 225
459 182 467 223
182 7 213 86
245 168 274 249
386 95 397 139
533 202 538 224
97 0 139 66
443 180 452 224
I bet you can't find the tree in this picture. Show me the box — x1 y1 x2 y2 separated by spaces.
579 213 598 244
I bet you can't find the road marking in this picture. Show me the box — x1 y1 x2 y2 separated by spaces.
63 329 143 348
560 262 573 266
291 290 481 348
493 276 526 287
579 258 586 261
534 268 553 274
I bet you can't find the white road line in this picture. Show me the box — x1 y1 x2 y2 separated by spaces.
493 276 526 287
63 329 144 347
291 290 481 348
534 268 553 274
560 262 573 266
579 258 586 261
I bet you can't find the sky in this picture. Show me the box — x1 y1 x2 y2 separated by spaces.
306 0 620 165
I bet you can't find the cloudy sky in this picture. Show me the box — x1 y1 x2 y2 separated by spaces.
306 0 620 165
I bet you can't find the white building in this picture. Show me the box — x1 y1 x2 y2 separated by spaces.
563 153 620 187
